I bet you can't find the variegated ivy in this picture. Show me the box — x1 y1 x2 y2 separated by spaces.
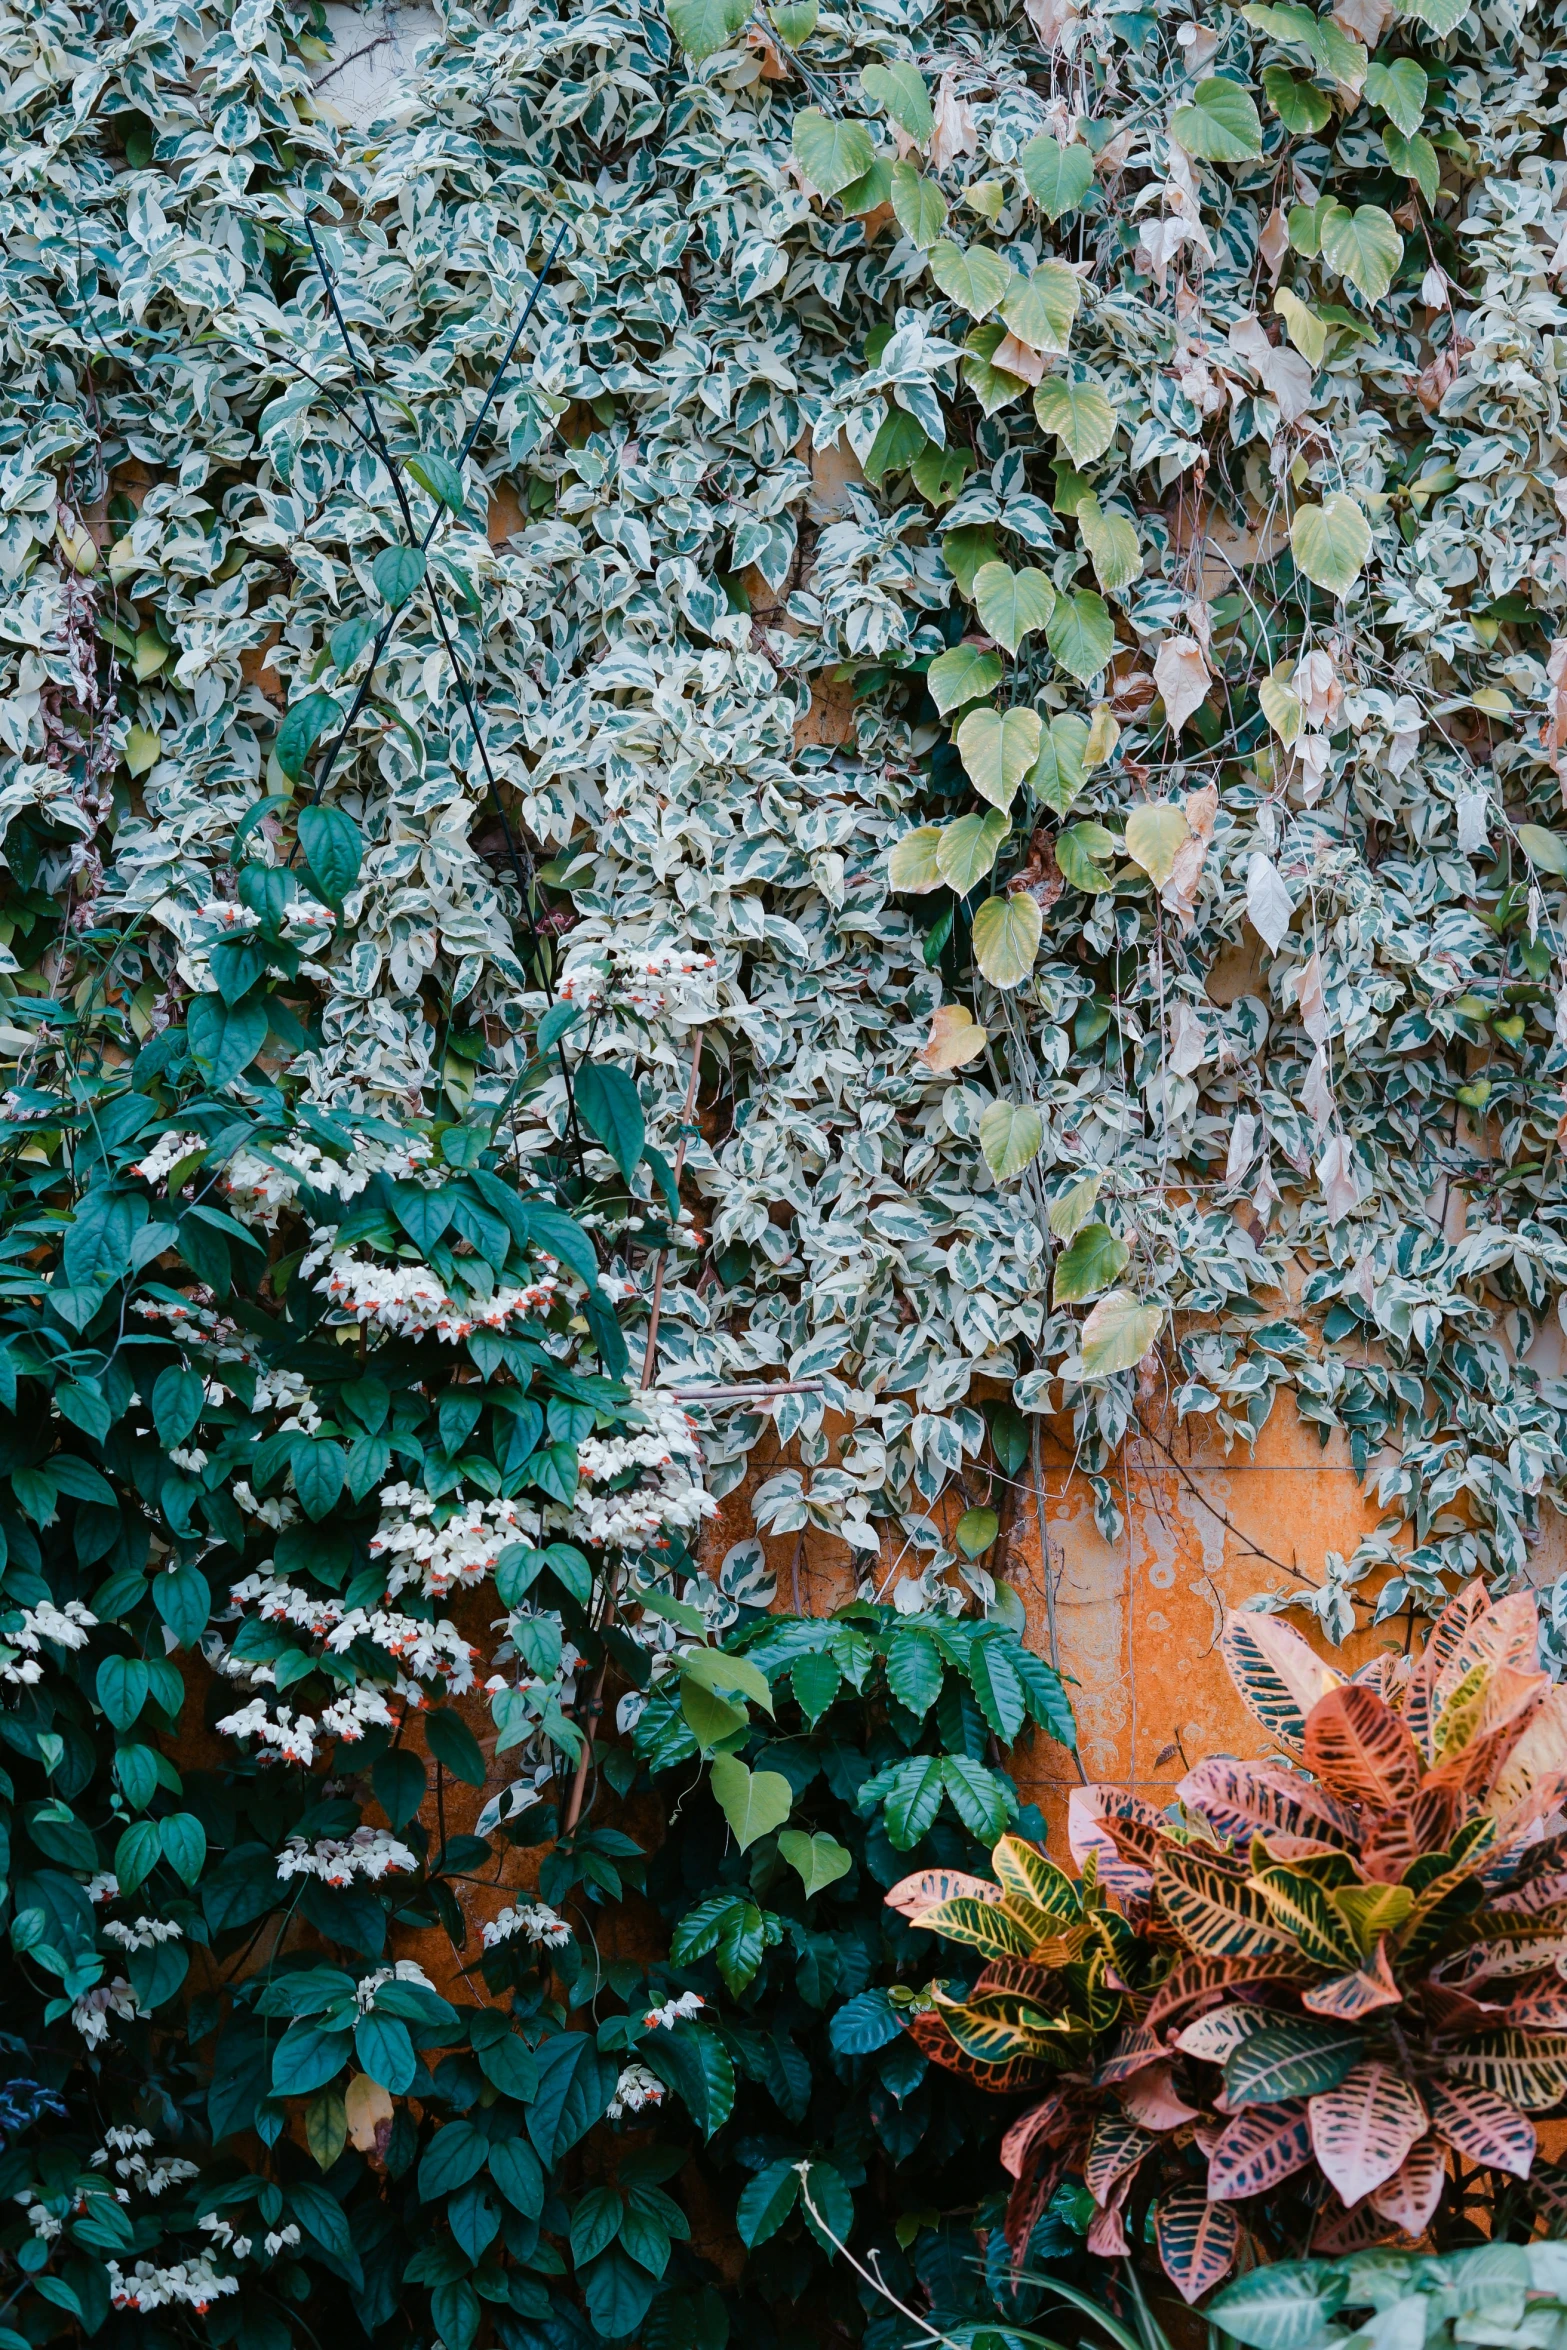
6 0 1567 1674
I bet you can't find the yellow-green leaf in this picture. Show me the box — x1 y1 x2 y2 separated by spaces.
1258 673 1303 742
956 706 1043 809
1290 493 1372 596
980 1098 1045 1179
1047 589 1116 683
973 559 1056 653
1319 201 1402 303
972 891 1043 988
1049 1170 1101 1241
889 826 945 892
1171 77 1263 162
1000 260 1080 354
1080 1288 1162 1378
931 238 1012 319
1020 136 1095 222
792 108 876 198
927 643 1004 715
860 61 933 143
1124 803 1192 889
1076 495 1141 593
124 725 162 776
1031 712 1090 817
890 161 948 249
1033 372 1117 464
937 808 1011 892
1274 287 1330 367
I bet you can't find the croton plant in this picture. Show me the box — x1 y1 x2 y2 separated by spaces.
897 1582 1567 2301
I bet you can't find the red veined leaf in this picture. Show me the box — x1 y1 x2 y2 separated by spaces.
1404 1581 1493 1759
1085 2108 1157 2204
1488 1686 1567 1835
1309 2193 1399 2256
973 1958 1065 2006
1154 2185 1240 2304
884 1868 1002 1922
1434 1931 1567 1990
1487 1864 1567 1919
1427 2074 1539 2171
1368 2136 1447 2236
1175 2003 1274 2063
1301 1939 1403 2021
1005 2139 1076 2261
1303 1682 1421 1810
1144 1952 1308 2029
1067 1784 1167 1897
1094 2022 1167 2084
1000 2092 1068 2179
1206 2099 1313 2202
1155 1847 1296 1961
1221 1611 1344 1753
1086 2195 1131 2256
1360 1784 1473 1884
1177 1756 1358 1852
904 2006 1041 2093
1120 2060 1201 2129
1504 1992 1567 2031
1426 1663 1549 1798
1308 2059 1427 2204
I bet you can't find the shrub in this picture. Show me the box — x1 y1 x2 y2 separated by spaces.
903 1583 1567 2302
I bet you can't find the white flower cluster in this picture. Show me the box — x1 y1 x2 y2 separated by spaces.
312 1249 559 1343
101 1917 183 1951
131 1294 249 1361
128 1130 204 1185
108 2258 238 2313
91 2130 198 2198
5 1598 97 1663
479 1902 572 1951
608 2063 665 2118
353 1959 434 2011
369 1483 535 1600
225 1572 478 1694
251 1366 321 1434
26 2203 61 2242
223 1132 431 1226
558 937 718 1018
213 1697 320 1765
197 2214 253 2259
275 1827 417 1885
87 1873 119 1903
572 1391 715 1551
71 1979 139 2047
642 1990 705 2030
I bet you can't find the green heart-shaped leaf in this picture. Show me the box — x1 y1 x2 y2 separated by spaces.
1319 201 1402 303
927 643 1004 715
1046 589 1116 682
1031 713 1090 817
999 259 1080 354
793 108 876 198
1080 1288 1162 1378
889 826 945 892
1077 495 1141 593
1054 1219 1130 1304
979 1098 1045 1179
890 162 948 249
1171 76 1264 162
1033 372 1116 464
930 238 1012 319
955 706 1044 808
1290 493 1372 596
973 560 1056 654
936 808 1010 892
860 61 932 143
1020 136 1095 222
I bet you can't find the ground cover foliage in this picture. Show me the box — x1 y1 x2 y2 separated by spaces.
6 0 1567 2338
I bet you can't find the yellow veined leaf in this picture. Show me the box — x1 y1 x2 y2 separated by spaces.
306 2086 348 2172
1085 2109 1159 2203
1048 1170 1101 1241
1274 286 1330 367
884 1866 1003 1922
919 1003 988 1071
930 237 1012 319
1080 1287 1162 1381
1250 1865 1363 1971
1076 495 1141 594
1290 493 1372 596
1329 1884 1415 1953
955 705 1044 809
1220 1611 1345 1752
888 826 945 893
955 1503 998 1556
1258 671 1303 742
1033 372 1116 464
926 643 1003 715
1124 803 1192 889
1155 1848 1298 1960
936 807 1010 893
972 559 1056 653
992 1836 1083 1926
890 160 948 249
979 1098 1045 1179
1000 259 1080 354
972 891 1043 989
918 1893 1035 1958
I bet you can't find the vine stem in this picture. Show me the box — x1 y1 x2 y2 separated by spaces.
561 1563 618 1836
640 1025 704 1387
